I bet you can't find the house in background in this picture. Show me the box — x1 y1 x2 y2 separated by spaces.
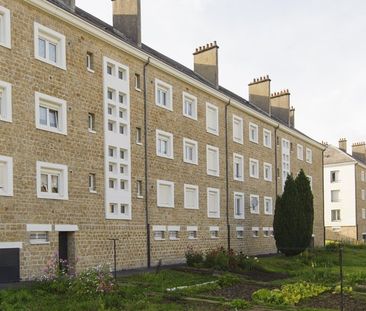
324 139 366 242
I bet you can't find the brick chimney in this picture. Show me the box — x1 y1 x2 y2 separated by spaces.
338 138 347 153
270 89 290 125
57 0 75 12
193 42 219 88
352 142 366 163
289 106 295 128
112 0 141 46
248 76 271 114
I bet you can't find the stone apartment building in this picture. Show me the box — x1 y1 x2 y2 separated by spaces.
0 0 325 282
324 139 366 242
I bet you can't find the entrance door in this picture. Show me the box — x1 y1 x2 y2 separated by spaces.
0 248 20 283
58 232 68 271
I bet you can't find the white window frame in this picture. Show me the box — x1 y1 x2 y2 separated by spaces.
206 145 220 177
187 226 198 240
207 187 220 218
249 158 259 179
183 138 198 165
263 162 272 182
249 122 259 143
182 92 197 120
252 227 259 238
264 196 273 215
330 170 339 183
306 148 313 164
35 92 67 135
206 102 219 136
308 175 313 190
0 80 12 123
157 180 174 208
361 171 365 182
34 22 66 70
234 192 245 219
297 144 304 161
236 226 244 239
331 209 341 222
0 155 13 197
250 194 260 214
282 138 291 190
0 6 11 49
362 208 366 220
232 115 243 144
362 189 365 201
153 225 166 241
36 161 68 200
88 173 96 193
263 129 272 148
156 129 174 159
209 226 219 239
168 226 180 240
233 153 244 181
184 184 199 210
331 190 340 203
155 79 173 111
263 227 271 238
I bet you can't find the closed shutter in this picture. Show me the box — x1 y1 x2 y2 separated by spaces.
207 106 217 132
0 162 5 190
207 148 218 174
208 190 219 216
185 188 196 208
159 183 172 206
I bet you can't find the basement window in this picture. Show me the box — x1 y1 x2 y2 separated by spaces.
236 227 244 239
187 226 198 240
252 227 259 238
30 232 49 245
153 226 166 241
209 226 219 239
168 226 180 240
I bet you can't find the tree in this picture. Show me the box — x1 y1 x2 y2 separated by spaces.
273 171 313 257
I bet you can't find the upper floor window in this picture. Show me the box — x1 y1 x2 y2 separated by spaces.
34 22 66 70
183 92 197 120
206 145 219 177
207 188 220 218
136 127 142 145
234 192 245 219
35 92 67 135
135 73 141 91
88 173 96 193
184 184 199 209
233 153 244 181
362 189 365 201
86 52 94 72
156 130 174 159
155 79 173 111
297 144 304 160
263 129 272 148
263 162 272 181
264 197 273 215
362 171 365 182
157 180 174 208
206 103 219 135
232 115 243 144
0 155 13 197
0 6 11 49
306 148 313 164
37 161 68 200
331 209 341 222
0 80 12 123
250 194 259 214
249 122 259 143
183 138 198 165
330 171 339 183
88 113 95 132
308 175 313 190
331 190 340 202
249 158 259 179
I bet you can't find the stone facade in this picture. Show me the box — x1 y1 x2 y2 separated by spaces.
0 0 324 281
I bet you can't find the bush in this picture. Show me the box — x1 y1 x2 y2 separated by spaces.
217 274 240 287
185 247 204 267
236 253 260 271
225 299 250 310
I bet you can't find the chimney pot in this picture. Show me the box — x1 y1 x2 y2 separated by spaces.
57 0 75 11
338 138 347 152
270 88 291 125
248 74 271 114
352 141 366 163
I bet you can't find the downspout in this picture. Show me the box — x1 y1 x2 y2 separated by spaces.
143 57 151 268
225 100 231 250
274 124 280 196
322 149 326 246
355 163 359 241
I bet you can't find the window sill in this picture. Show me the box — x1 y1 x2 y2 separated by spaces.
234 216 245 220
210 237 219 240
188 237 198 240
183 114 198 121
0 191 14 197
183 160 199 166
233 139 244 145
157 154 174 160
37 194 68 201
234 178 244 182
184 206 199 210
264 145 272 149
264 179 272 182
0 117 12 123
155 103 173 111
136 142 143 146
35 56 66 71
206 129 219 136
237 237 244 239
249 175 259 179
154 238 165 241
36 126 67 136
135 87 142 92
30 241 50 245
88 129 96 134
87 68 95 73
169 238 180 241
250 211 260 215
137 195 144 199
0 42 11 49
158 205 174 209
249 140 259 144
89 190 97 194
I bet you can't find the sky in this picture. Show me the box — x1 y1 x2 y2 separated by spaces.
76 0 366 151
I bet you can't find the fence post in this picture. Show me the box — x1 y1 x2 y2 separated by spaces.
339 244 344 311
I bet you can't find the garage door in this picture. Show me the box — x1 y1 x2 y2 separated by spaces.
0 248 20 283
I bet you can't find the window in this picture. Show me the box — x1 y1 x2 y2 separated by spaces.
209 226 219 239
306 148 313 164
362 208 366 220
206 145 219 177
362 171 365 182
184 184 199 209
137 180 143 198
134 127 142 145
362 190 365 201
0 80 12 122
263 227 270 238
249 158 259 179
264 197 273 215
249 122 259 143
297 144 304 160
308 175 313 190
109 179 116 189
207 188 220 218
135 73 141 91
29 232 49 245
282 139 291 190
37 161 68 200
120 148 128 161
107 63 114 75
153 226 166 241
183 92 197 120
187 226 198 240
86 52 94 72
118 68 126 80
206 103 219 135
234 192 245 219
168 226 180 240
34 22 66 69
233 154 244 181
363 233 366 242
0 6 11 49
232 115 243 144
331 209 341 222
250 194 259 214
330 171 339 183
35 92 67 135
108 202 130 219
236 227 244 239
155 79 173 110
331 190 340 202
156 130 173 159
183 138 198 165
108 146 116 158
0 155 13 197
157 180 174 208
252 227 259 238
263 163 272 181
263 129 272 148
88 113 95 132
88 173 96 193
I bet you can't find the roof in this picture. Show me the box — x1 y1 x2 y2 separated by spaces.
46 0 322 147
324 144 366 168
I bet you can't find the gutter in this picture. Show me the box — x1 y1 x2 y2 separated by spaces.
224 100 231 250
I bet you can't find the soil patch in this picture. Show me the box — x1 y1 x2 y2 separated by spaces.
243 270 288 282
299 293 366 311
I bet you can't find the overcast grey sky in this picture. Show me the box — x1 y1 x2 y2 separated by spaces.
76 0 366 150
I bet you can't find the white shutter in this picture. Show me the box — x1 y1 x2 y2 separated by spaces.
206 105 218 132
185 188 196 208
208 190 219 217
0 162 5 190
207 148 218 175
159 183 172 206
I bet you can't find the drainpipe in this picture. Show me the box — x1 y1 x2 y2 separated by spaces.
274 125 280 196
225 100 231 250
355 163 359 241
143 57 151 268
322 149 326 246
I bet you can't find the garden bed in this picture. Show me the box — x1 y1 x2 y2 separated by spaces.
242 269 288 282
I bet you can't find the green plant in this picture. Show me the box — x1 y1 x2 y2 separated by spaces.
217 273 240 287
185 247 204 267
225 298 250 310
